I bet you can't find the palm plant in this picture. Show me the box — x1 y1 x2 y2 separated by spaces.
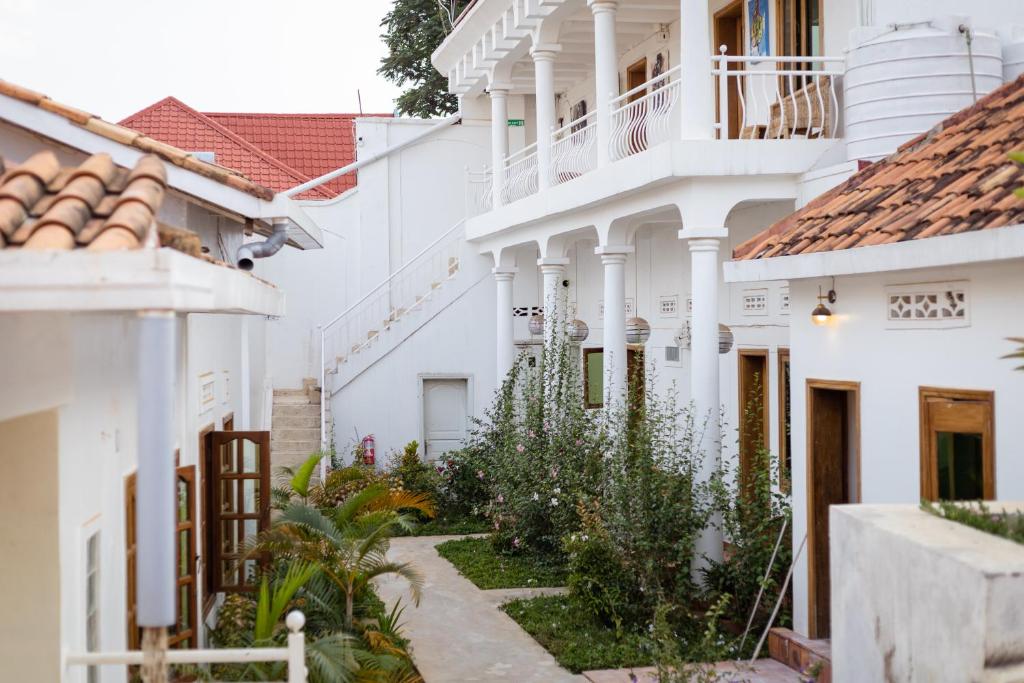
252 484 432 629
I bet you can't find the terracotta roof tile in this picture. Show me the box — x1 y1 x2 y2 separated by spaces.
735 74 1024 261
0 80 276 201
0 150 184 253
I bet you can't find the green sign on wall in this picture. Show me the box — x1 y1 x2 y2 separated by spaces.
507 119 525 127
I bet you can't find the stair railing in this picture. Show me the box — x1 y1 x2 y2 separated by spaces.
318 219 467 449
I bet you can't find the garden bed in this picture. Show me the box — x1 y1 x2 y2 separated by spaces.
435 537 567 589
501 595 653 673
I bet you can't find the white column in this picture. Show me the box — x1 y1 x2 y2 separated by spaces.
595 245 632 409
588 0 619 167
493 267 518 384
538 257 569 347
531 45 560 190
688 235 724 567
680 0 715 139
490 87 510 206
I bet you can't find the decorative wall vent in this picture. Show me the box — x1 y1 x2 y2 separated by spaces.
664 345 680 363
659 295 679 317
513 306 543 317
779 288 790 314
598 298 635 318
742 289 768 316
885 281 969 329
686 296 693 314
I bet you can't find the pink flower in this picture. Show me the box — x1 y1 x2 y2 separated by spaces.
575 439 583 446
543 420 551 431
512 537 521 548
497 494 504 503
516 443 525 454
477 470 485 480
528 430 536 438
550 467 559 479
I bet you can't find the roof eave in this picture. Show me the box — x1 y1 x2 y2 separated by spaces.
724 223 1024 284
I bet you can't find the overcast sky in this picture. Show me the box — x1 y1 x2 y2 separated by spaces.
0 0 405 121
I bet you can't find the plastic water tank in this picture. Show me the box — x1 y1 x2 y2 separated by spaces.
1003 27 1024 82
844 17 1003 162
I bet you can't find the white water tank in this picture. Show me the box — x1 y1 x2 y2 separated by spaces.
1003 27 1024 81
844 17 1003 162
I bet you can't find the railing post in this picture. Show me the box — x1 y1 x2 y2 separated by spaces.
287 611 306 683
717 46 729 139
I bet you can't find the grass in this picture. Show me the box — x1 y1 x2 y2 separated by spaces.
502 595 654 673
923 500 1024 544
435 537 568 589
410 515 491 536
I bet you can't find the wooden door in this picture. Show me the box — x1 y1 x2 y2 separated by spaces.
210 431 271 592
919 388 994 501
625 59 649 152
715 0 744 138
806 380 859 639
738 350 770 497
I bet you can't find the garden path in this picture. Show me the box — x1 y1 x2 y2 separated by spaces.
376 535 586 683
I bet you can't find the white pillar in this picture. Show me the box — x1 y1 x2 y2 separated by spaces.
490 87 510 206
687 235 724 568
595 245 632 409
588 0 619 167
538 257 569 347
493 267 518 384
531 45 560 190
680 0 715 139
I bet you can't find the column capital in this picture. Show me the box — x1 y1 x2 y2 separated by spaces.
678 226 728 241
492 266 518 280
587 0 618 13
487 84 513 96
594 244 634 258
530 44 562 61
537 256 570 269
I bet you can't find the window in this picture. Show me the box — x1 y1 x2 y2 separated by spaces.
85 532 100 683
582 348 644 409
208 431 271 592
779 0 822 59
738 349 770 497
126 466 198 650
919 388 994 501
778 349 792 492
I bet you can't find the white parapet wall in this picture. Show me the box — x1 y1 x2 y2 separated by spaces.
831 503 1024 683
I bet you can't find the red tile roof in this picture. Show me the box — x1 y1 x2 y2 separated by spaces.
206 112 390 196
121 100 392 199
734 75 1024 261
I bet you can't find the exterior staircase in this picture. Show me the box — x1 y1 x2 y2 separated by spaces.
768 628 832 682
270 378 322 475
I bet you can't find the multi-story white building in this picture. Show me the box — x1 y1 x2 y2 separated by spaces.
426 0 1024 642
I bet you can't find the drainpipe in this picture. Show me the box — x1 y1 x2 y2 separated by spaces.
136 310 178 680
236 219 290 271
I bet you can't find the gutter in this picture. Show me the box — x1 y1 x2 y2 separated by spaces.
284 114 462 197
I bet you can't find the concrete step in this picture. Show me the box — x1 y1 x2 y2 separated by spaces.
271 428 319 442
271 439 321 454
273 393 316 405
272 415 320 429
272 450 321 472
272 404 320 418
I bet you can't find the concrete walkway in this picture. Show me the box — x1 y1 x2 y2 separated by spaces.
375 535 587 683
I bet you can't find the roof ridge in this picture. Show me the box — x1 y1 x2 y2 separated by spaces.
122 98 333 199
204 112 392 119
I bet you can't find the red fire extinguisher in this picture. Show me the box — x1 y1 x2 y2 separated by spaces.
361 435 376 466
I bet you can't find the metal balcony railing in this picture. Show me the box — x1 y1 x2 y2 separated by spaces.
609 64 682 161
550 109 598 186
501 142 539 204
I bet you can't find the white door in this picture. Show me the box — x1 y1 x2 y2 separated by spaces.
423 378 468 461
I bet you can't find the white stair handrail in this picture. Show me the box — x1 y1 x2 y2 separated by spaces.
318 219 467 449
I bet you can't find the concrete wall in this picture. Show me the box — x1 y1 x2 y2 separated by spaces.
831 503 1024 682
787 258 1024 637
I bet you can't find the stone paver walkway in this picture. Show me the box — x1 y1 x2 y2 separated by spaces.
375 535 586 683
581 659 802 682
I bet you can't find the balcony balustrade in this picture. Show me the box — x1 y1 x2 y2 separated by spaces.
610 64 682 161
550 109 598 186
501 142 539 204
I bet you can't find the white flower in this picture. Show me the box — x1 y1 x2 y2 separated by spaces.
553 487 561 494
532 492 540 501
550 497 559 506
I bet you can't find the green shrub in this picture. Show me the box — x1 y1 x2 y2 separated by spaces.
563 506 640 631
923 500 1024 544
389 440 442 501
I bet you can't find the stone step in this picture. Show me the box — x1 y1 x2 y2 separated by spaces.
272 450 320 472
271 439 321 454
272 404 320 418
271 427 320 442
271 415 320 429
273 393 316 405
768 628 831 683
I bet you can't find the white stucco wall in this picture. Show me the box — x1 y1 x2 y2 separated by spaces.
786 258 1024 637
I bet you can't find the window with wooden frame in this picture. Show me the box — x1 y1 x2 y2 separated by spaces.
738 349 770 497
582 348 644 409
209 431 271 592
778 0 822 59
778 348 791 492
919 388 994 501
126 465 198 650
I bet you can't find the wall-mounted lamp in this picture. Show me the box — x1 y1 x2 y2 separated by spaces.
812 278 837 326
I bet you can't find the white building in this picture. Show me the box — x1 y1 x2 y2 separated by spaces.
727 75 1024 640
0 80 323 681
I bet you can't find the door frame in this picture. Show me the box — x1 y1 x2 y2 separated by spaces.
737 348 771 487
418 374 475 459
918 386 995 501
804 378 860 639
714 0 745 139
777 348 791 492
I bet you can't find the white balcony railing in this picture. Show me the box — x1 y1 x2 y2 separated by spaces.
551 110 598 186
610 64 682 161
65 611 307 682
501 142 539 204
465 166 492 217
712 50 843 140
